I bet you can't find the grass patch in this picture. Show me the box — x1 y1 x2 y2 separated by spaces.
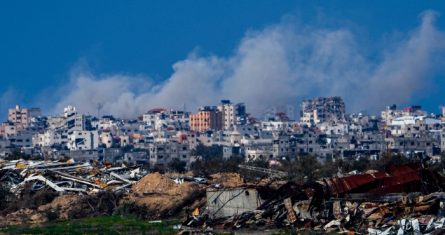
1 215 179 235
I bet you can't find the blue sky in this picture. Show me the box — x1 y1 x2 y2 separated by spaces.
1 1 445 118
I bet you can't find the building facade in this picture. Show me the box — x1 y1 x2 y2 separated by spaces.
218 100 246 130
190 106 222 132
8 105 41 129
300 97 346 125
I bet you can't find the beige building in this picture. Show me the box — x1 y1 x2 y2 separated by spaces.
8 105 41 129
218 100 246 130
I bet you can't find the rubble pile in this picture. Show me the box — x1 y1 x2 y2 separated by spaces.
1 159 445 234
0 159 147 194
206 190 445 233
127 172 204 218
0 159 149 225
183 164 445 234
0 159 209 224
209 173 244 188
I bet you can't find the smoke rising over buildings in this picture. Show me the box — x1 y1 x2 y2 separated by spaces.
50 11 445 118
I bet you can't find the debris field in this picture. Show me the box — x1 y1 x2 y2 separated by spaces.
0 159 445 234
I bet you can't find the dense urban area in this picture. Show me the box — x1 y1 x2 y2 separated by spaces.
0 97 445 234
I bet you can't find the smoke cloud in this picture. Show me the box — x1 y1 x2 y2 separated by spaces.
52 11 445 118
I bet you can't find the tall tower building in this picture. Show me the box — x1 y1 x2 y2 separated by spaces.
218 100 246 130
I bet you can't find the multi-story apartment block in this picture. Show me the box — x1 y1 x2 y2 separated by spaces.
32 130 63 147
385 134 435 156
8 131 33 148
64 106 86 132
386 116 441 137
67 130 99 151
381 105 427 125
189 106 222 132
148 141 191 168
300 97 345 125
0 122 17 137
142 108 190 131
245 145 273 161
218 100 246 130
8 105 41 129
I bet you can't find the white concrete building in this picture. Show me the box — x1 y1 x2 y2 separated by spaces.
381 105 427 125
100 132 113 148
67 130 99 150
33 130 63 147
260 121 293 132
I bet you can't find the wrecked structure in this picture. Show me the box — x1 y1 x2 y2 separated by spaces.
182 164 445 234
300 96 346 126
0 159 146 194
0 154 445 234
207 188 262 219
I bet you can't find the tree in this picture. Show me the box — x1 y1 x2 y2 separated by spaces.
317 156 338 178
190 155 243 176
191 144 223 159
370 152 411 171
167 158 187 173
352 157 371 172
279 155 322 183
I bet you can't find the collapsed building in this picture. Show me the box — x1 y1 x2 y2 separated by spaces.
300 96 346 126
0 157 444 234
181 164 445 234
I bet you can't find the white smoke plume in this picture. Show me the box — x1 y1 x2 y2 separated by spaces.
52 11 445 118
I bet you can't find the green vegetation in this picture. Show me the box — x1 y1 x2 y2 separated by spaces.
167 158 187 173
190 155 243 176
1 215 179 235
191 144 223 159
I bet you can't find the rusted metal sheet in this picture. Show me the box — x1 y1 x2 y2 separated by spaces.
324 164 444 195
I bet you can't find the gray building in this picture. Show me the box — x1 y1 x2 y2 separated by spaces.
206 188 262 219
148 141 191 168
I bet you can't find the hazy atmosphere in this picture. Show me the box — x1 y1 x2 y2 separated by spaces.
2 2 445 233
1 1 445 118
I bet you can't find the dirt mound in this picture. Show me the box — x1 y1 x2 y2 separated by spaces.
38 193 81 219
132 172 179 194
128 173 204 218
37 191 122 221
210 173 244 188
